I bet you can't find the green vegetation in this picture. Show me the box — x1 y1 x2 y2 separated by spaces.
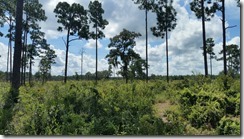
0 1 241 135
0 74 240 135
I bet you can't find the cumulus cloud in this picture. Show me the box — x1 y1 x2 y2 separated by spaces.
50 46 109 76
0 43 8 72
0 0 240 76
84 39 103 49
130 0 239 75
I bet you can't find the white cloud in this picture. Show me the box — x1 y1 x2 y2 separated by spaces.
84 39 103 49
50 46 109 76
44 29 66 40
0 0 240 77
131 0 238 76
0 43 8 72
226 36 240 46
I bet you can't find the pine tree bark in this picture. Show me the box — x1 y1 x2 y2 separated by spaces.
64 28 70 83
145 6 148 82
12 0 24 92
222 0 227 75
201 0 208 76
166 29 169 83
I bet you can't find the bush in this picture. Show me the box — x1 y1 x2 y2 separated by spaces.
217 116 240 135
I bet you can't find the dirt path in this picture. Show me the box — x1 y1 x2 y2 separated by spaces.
153 101 171 122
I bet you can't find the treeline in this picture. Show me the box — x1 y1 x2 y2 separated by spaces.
0 0 241 90
0 0 57 87
0 75 240 135
0 70 240 83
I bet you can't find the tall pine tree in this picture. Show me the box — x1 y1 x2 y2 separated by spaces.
54 2 89 83
88 0 108 83
151 0 177 83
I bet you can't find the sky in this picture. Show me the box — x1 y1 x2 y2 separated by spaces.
0 0 241 76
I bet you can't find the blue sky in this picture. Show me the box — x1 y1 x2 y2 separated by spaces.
0 0 241 76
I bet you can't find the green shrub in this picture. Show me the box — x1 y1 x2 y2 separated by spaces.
217 116 240 135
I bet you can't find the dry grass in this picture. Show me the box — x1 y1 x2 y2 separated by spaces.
153 100 171 122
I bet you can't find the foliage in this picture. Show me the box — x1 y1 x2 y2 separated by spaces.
151 0 177 82
22 0 48 85
0 74 240 135
88 0 108 81
217 116 240 135
54 1 89 83
0 0 16 37
132 0 155 10
105 29 143 83
151 0 177 39
39 47 57 84
177 75 240 134
54 2 89 38
190 0 220 20
0 81 165 135
218 44 240 74
88 0 108 39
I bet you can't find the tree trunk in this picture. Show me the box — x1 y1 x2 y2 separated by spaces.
7 39 10 81
201 0 208 76
125 63 128 84
21 25 27 85
145 7 148 82
210 55 212 79
96 22 98 83
222 0 227 75
64 29 70 83
221 0 227 88
12 0 24 92
9 17 13 83
166 29 169 83
29 45 32 85
23 28 28 85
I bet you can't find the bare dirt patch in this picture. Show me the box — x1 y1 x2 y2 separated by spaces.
153 101 171 122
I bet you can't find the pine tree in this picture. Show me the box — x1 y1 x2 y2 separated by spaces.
54 2 89 83
88 0 108 83
151 0 177 83
106 29 142 83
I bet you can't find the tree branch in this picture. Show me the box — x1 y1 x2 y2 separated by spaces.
226 25 237 30
62 37 66 46
69 37 81 42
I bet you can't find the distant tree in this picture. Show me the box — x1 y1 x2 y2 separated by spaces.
34 71 41 81
85 71 93 80
218 44 240 75
74 72 79 80
129 58 147 80
191 0 206 76
151 0 177 83
218 0 240 78
0 0 13 37
132 0 155 82
22 0 47 85
39 47 57 84
191 0 221 77
88 0 109 83
96 70 112 79
0 0 16 82
106 29 142 83
28 28 47 85
205 38 215 78
54 2 89 83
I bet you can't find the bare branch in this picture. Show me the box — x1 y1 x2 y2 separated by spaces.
69 37 81 42
62 37 66 46
226 25 237 30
